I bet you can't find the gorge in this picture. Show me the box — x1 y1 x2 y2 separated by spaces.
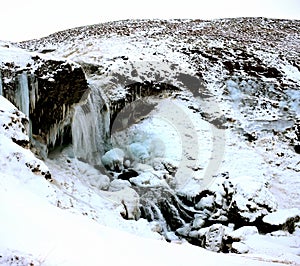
0 17 300 264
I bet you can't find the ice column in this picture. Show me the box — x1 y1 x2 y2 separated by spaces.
29 74 38 112
16 72 30 117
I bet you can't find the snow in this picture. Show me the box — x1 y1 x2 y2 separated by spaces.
0 100 292 266
0 45 34 68
243 233 300 265
0 131 279 265
130 172 167 188
0 174 285 266
128 142 151 162
231 242 250 254
0 95 16 111
228 226 259 241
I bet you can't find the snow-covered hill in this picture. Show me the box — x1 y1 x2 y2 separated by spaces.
0 18 300 265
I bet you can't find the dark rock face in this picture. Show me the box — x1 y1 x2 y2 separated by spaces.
118 169 139 180
31 60 87 142
110 81 180 133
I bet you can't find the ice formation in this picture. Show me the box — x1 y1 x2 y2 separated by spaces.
128 142 150 163
15 72 29 117
101 148 125 171
72 85 110 165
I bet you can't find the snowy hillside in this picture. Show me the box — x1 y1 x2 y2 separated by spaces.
1 17 300 265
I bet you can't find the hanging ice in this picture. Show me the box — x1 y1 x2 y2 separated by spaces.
29 74 38 112
72 84 111 165
16 72 30 117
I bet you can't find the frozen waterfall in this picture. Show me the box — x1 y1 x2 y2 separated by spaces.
71 84 111 165
16 72 30 117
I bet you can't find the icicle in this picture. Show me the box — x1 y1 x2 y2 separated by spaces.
16 72 30 117
0 71 3 96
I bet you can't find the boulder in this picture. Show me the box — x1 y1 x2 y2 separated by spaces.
262 208 300 233
130 172 167 188
197 224 227 252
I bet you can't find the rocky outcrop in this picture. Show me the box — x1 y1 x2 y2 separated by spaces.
0 46 88 155
109 81 180 133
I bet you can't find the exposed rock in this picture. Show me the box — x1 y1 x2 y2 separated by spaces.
25 160 52 181
139 186 194 235
197 224 227 252
294 145 300 154
109 81 180 133
117 169 139 180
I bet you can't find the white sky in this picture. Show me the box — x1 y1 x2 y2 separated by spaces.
0 0 300 42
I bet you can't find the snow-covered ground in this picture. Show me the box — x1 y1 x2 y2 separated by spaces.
0 96 291 266
1 95 298 266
